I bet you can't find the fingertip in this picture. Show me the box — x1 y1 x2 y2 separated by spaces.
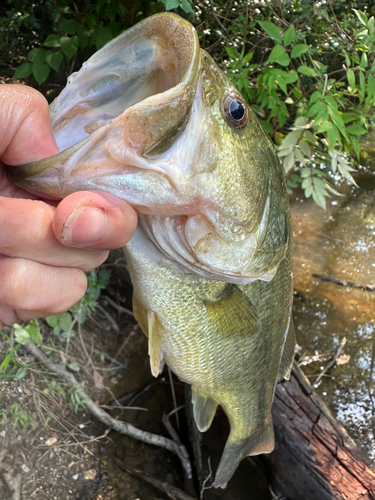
53 191 137 250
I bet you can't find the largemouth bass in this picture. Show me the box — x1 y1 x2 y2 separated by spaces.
8 13 294 488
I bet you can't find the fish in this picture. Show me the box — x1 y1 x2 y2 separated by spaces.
7 12 294 488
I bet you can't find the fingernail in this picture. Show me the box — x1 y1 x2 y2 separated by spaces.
62 206 108 246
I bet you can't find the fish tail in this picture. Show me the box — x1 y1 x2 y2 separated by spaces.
213 419 275 489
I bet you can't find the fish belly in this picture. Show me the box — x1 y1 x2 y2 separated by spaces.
124 225 293 488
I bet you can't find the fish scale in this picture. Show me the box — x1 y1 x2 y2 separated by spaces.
7 12 294 488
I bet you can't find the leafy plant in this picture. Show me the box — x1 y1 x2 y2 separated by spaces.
0 320 41 381
208 3 374 207
8 403 38 432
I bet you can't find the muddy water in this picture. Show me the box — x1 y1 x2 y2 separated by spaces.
291 167 375 459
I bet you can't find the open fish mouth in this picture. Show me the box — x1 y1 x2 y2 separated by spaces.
7 13 289 284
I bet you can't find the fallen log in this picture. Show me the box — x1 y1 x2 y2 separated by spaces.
265 362 375 500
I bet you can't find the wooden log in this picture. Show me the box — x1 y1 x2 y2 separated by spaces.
265 363 375 500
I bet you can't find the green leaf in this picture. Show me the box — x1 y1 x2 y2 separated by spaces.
77 26 91 49
291 44 309 58
180 0 195 14
342 113 359 123
359 70 366 95
298 139 312 158
258 21 283 43
360 52 368 69
67 362 80 372
25 320 42 345
276 76 287 94
14 324 30 345
91 28 113 50
279 130 302 150
312 188 327 210
346 124 367 135
283 25 295 46
260 121 273 134
353 9 368 27
301 177 312 189
44 34 61 48
164 0 180 9
45 50 63 71
60 36 79 59
243 51 253 64
225 46 237 59
27 48 46 64
298 65 316 76
14 367 28 381
368 16 375 36
368 74 375 99
317 119 332 133
268 45 290 66
14 62 32 79
45 316 58 328
283 152 295 172
59 19 81 35
326 124 340 150
303 130 317 144
347 68 356 88
59 312 72 332
32 62 50 85
267 44 285 62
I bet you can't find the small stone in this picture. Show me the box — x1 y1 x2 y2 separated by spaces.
21 464 30 473
45 437 58 447
83 468 97 480
72 473 80 481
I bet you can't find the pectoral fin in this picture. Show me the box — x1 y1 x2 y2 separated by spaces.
192 386 218 432
204 285 259 339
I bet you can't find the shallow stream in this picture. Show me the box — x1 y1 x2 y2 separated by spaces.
291 166 375 459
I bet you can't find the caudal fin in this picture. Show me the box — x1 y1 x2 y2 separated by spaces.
213 419 275 489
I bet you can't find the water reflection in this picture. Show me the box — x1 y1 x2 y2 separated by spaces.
291 169 375 459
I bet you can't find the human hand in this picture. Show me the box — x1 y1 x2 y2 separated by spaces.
0 84 137 327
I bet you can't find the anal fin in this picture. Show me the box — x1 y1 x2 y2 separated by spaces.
192 386 218 432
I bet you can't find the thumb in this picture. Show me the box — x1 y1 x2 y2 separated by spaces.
0 84 59 166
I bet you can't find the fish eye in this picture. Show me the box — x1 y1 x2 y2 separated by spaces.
223 96 248 129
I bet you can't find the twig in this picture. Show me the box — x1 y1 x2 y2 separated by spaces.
95 304 120 332
23 339 192 478
81 342 127 369
114 463 198 500
313 273 375 292
101 296 134 317
200 457 213 499
313 337 346 388
168 367 180 429
162 410 184 446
